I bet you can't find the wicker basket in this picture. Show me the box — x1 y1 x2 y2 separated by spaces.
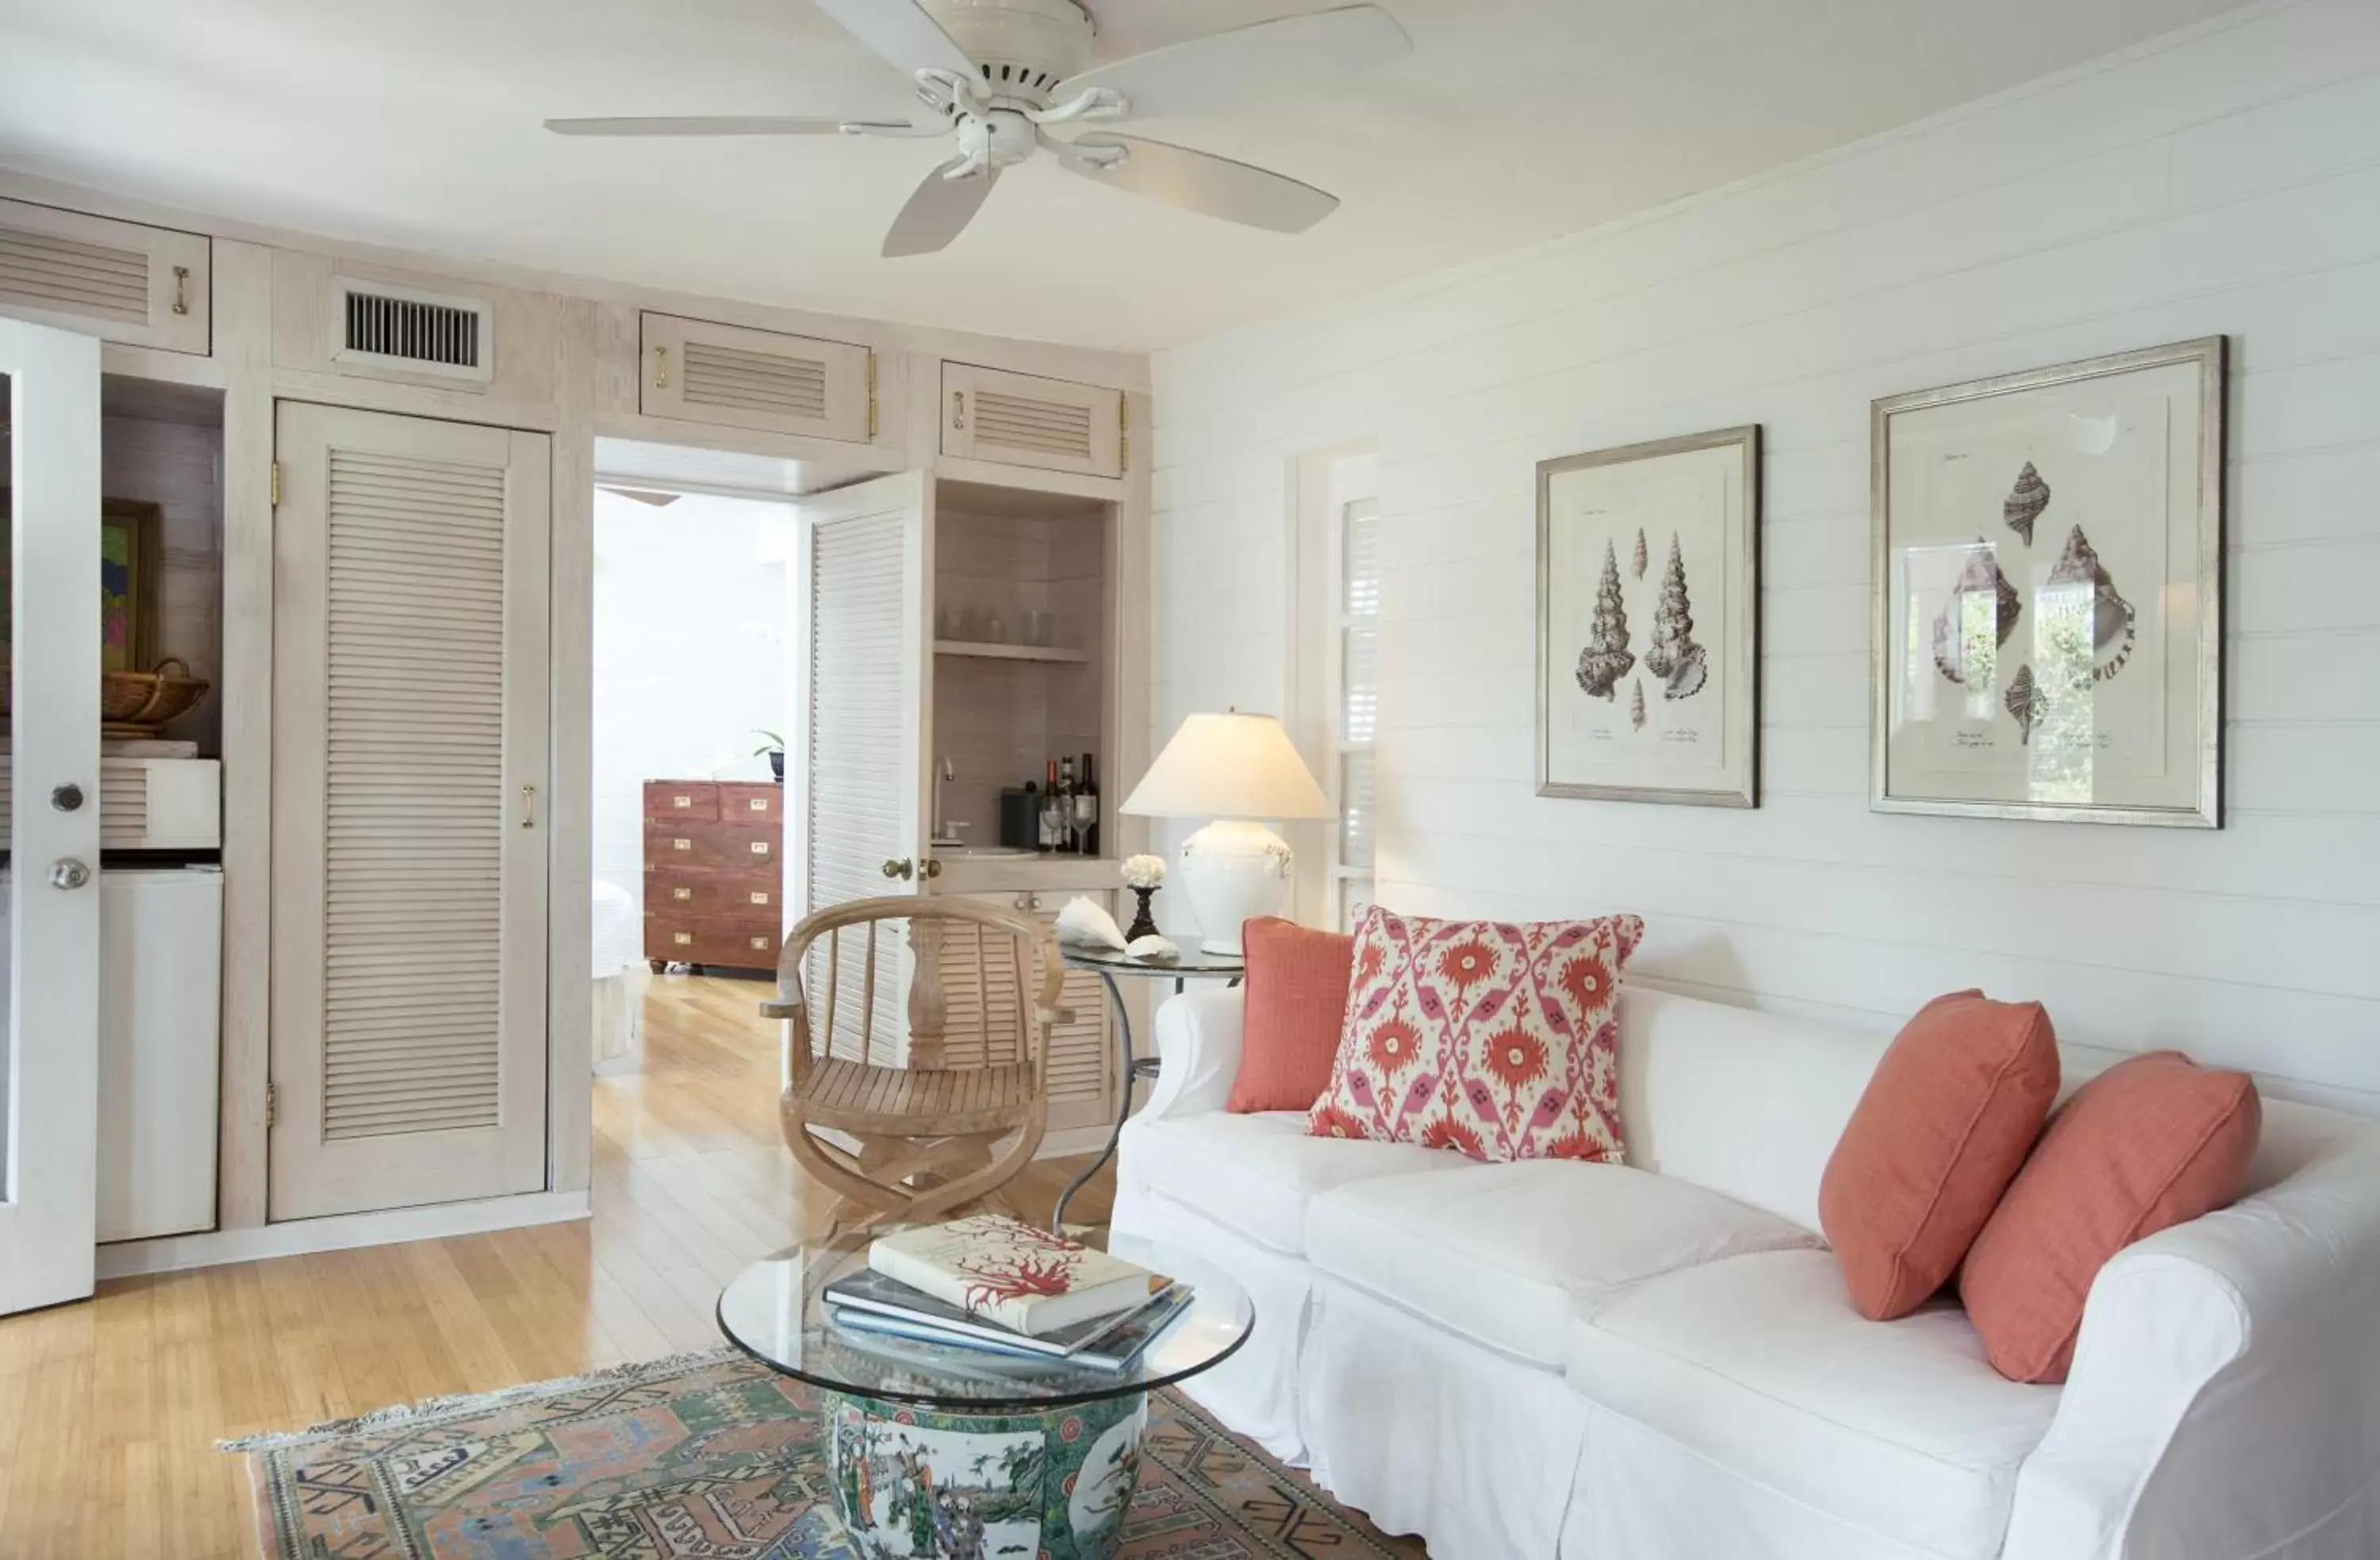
99 657 211 736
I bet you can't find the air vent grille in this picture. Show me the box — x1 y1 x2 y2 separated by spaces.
0 226 148 325
684 340 830 421
974 390 1095 461
332 278 495 382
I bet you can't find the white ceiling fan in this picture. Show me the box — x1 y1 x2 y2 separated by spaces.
546 0 1411 257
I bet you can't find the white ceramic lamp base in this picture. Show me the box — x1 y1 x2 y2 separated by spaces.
1177 819 1293 955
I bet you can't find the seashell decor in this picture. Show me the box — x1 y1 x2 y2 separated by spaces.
1931 540 2022 687
2004 461 2052 546
2047 524 2137 682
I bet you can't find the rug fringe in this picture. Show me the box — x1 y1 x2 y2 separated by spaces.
219 1345 744 1453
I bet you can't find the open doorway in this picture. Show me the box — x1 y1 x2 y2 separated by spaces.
589 481 800 1076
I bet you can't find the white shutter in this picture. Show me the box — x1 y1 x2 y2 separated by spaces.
642 313 872 443
0 198 209 355
797 474 928 1066
942 363 1123 478
270 403 550 1219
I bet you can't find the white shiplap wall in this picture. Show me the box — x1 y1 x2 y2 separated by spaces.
1149 0 2380 1112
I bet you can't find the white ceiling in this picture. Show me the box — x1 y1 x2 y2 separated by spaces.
0 0 2240 353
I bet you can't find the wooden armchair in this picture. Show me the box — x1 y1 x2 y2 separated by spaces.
762 894 1065 1234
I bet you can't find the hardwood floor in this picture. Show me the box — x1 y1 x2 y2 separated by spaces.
0 973 1117 1559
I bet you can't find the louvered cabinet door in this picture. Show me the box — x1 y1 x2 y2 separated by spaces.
797 473 930 1067
1037 897 1119 1132
641 313 873 443
270 403 551 1220
0 198 209 355
942 363 1124 478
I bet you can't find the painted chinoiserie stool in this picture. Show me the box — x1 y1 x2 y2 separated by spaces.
717 1228 1253 1560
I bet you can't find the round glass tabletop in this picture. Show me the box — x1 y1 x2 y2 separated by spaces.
716 1228 1253 1412
1058 944 1245 978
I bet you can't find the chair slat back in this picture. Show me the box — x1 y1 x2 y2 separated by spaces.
774 895 1061 1075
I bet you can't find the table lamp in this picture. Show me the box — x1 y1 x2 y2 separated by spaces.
1119 710 1334 955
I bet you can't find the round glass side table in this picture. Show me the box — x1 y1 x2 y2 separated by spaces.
1049 945 1244 1231
717 1228 1252 1560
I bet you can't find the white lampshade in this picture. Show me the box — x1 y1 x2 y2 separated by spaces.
1121 711 1333 820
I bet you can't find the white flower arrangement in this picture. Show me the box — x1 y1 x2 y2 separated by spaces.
1120 853 1167 890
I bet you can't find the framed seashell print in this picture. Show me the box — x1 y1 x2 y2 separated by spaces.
1535 425 1760 807
1871 336 2225 827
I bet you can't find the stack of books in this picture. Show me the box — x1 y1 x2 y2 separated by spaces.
824 1215 1192 1375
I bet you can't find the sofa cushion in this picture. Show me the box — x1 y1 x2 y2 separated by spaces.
1230 917 1355 1113
1120 1110 1476 1256
1820 990 2060 1319
1566 1249 2060 1560
1307 1159 1820 1368
1962 1051 2262 1384
1308 906 1643 1163
1616 987 1892 1232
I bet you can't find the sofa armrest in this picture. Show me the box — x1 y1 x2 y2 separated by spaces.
2004 1107 2380 1559
1137 987 1246 1122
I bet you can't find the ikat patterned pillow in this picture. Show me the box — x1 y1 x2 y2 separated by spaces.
1305 905 1644 1163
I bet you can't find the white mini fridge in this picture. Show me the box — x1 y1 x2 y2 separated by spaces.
0 864 223 1242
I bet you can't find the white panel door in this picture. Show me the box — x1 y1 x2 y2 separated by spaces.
0 318 103 1314
271 403 551 1219
793 472 929 1066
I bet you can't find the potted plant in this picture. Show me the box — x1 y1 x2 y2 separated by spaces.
754 730 786 782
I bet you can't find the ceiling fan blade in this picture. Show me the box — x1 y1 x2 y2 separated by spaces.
814 0 975 79
1064 135 1339 234
544 116 901 136
1055 5 1411 121
883 159 1001 257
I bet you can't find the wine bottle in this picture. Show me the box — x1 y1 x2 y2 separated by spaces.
1077 752 1100 858
1038 759 1060 852
1057 756 1079 854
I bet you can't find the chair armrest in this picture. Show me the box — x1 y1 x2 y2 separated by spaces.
2005 1108 2380 1559
1137 987 1247 1122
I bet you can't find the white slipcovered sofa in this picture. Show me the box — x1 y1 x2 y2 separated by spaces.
1111 984 2380 1560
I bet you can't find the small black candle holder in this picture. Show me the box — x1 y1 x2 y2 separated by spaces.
1124 886 1161 942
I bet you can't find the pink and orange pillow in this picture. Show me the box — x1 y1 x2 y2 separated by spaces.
1305 905 1643 1163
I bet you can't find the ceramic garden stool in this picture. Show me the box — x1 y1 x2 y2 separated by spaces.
719 1229 1252 1560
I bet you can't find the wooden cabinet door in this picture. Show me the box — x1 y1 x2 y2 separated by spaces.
0 198 209 355
796 472 931 1065
270 403 550 1219
640 312 873 443
0 318 104 1315
931 892 1115 1133
941 363 1125 478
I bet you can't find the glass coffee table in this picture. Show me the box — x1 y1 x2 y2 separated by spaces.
718 1228 1252 1560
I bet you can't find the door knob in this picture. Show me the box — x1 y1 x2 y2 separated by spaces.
881 858 913 880
48 859 91 891
50 782 84 813
923 858 943 880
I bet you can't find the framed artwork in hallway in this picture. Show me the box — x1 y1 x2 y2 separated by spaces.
1871 336 2226 828
1535 425 1761 808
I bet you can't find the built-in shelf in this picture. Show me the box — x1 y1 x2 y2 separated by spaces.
934 640 1091 664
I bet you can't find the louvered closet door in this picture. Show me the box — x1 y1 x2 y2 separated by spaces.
0 198 209 355
642 313 872 443
270 403 551 1220
942 363 1123 478
795 473 928 1067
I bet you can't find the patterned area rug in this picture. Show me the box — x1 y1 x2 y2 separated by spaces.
230 1347 1426 1558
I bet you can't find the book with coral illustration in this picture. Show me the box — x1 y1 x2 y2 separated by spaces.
868 1216 1162 1337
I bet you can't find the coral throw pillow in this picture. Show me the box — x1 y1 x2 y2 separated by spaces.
1229 918 1357 1113
1304 905 1644 1163
1819 991 2060 1321
1961 1051 2260 1385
